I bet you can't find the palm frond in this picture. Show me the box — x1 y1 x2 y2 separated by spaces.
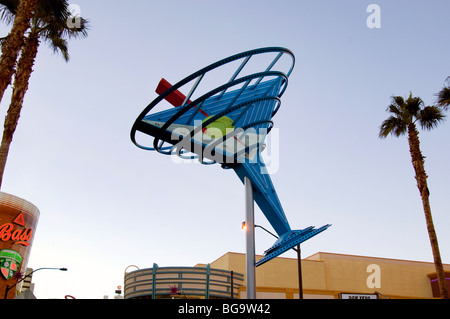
379 116 407 138
381 91 447 139
436 86 450 110
0 0 18 24
35 0 69 23
418 106 446 131
392 96 405 110
20 0 89 63
61 16 89 39
387 103 402 117
388 95 413 124
44 33 69 61
404 92 423 117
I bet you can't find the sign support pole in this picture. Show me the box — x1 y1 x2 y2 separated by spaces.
245 177 256 299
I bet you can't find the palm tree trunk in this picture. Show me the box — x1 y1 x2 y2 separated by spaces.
0 33 39 189
0 0 37 104
408 123 449 299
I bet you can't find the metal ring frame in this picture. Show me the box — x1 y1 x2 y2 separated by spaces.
130 47 295 164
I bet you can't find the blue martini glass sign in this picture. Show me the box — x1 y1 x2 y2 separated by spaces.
130 47 330 268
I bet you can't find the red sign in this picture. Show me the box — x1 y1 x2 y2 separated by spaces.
0 213 33 246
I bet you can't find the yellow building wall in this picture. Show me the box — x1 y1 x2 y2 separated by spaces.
210 252 332 299
210 251 450 299
307 252 448 298
255 255 326 291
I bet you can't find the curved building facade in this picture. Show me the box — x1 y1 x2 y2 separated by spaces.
124 264 244 299
0 192 39 299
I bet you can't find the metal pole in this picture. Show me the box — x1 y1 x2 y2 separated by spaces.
206 264 210 299
230 271 234 299
297 244 303 299
245 177 256 299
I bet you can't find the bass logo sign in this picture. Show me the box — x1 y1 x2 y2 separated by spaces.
0 212 33 246
0 249 22 280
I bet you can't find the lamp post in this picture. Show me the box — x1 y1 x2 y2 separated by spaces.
244 177 256 299
4 267 68 299
242 222 304 299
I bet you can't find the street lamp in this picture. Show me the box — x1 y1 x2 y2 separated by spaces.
4 267 68 299
242 222 303 299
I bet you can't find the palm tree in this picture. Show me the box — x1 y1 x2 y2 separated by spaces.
436 77 450 110
0 0 37 105
0 0 88 188
379 93 448 299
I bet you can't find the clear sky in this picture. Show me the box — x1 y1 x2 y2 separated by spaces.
0 0 449 299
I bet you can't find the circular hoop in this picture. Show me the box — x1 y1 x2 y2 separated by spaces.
130 47 295 164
